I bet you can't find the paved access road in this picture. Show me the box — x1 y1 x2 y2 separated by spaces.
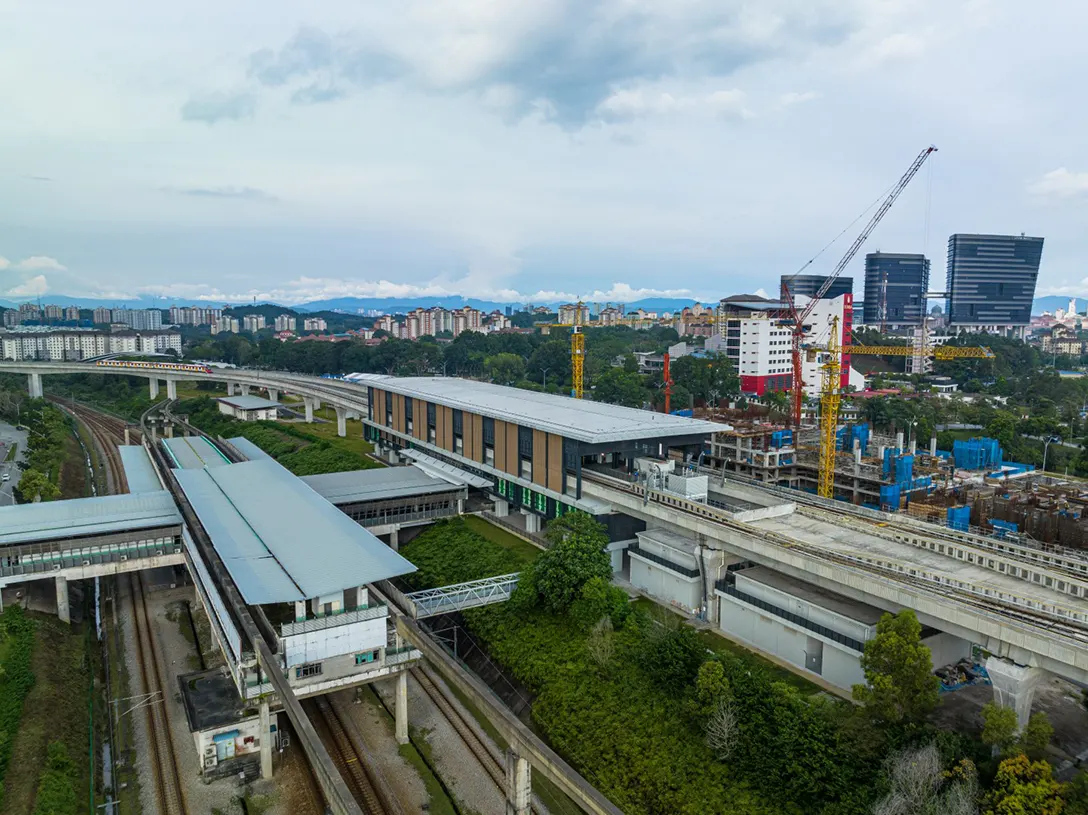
0 418 28 506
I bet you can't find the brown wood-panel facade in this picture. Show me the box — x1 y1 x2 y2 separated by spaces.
392 393 405 434
532 429 547 488
468 414 483 462
413 398 426 440
547 434 564 493
504 421 519 475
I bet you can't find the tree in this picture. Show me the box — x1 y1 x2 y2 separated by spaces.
705 700 740 761
852 610 939 727
485 353 526 385
16 467 59 503
526 341 571 387
585 616 615 670
1065 770 1088 815
983 754 1063 815
871 743 978 815
570 576 629 629
592 368 647 407
981 702 1020 756
691 660 733 719
1019 712 1054 760
517 512 612 614
986 410 1018 452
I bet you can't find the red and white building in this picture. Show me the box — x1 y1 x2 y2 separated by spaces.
710 294 864 397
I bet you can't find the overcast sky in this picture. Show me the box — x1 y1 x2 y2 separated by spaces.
2 0 1086 305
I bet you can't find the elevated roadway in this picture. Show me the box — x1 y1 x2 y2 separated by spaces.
582 471 1088 684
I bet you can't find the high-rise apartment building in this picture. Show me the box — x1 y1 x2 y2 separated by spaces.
557 303 590 325
93 307 112 324
274 314 296 332
945 233 1043 337
111 308 163 331
780 275 853 303
862 253 930 328
242 314 266 332
302 317 328 332
211 316 240 335
169 305 223 326
43 304 63 321
64 306 80 321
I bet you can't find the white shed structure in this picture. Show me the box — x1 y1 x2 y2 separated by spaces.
217 395 281 421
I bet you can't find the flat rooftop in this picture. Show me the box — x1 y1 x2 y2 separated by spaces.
218 395 280 410
174 458 416 604
178 668 246 732
0 491 182 547
226 437 272 461
301 466 460 505
343 373 720 444
162 436 232 470
119 445 162 493
736 566 886 626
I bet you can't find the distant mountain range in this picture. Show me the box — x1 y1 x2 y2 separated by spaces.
0 293 707 314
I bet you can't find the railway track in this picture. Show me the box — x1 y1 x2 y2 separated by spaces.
305 696 389 815
127 571 188 815
50 397 136 495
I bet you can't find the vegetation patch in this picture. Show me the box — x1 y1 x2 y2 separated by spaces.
46 374 154 422
398 517 539 590
176 396 380 475
0 608 37 809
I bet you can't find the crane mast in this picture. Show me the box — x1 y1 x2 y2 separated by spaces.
784 145 937 427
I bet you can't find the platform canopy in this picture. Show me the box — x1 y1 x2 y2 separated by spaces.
174 459 416 604
0 491 182 547
162 436 232 470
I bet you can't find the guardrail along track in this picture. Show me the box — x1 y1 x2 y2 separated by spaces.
305 697 388 815
128 571 187 815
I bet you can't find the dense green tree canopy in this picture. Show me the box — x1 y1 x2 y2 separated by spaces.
852 609 939 728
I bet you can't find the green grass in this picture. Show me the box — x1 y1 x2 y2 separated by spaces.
462 516 543 564
1 614 94 815
288 417 377 459
3 443 15 462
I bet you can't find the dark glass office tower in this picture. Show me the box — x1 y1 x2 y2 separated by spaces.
780 275 853 302
946 234 1043 334
862 253 930 327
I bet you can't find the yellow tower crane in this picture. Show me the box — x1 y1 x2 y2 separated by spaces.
817 317 841 499
538 301 591 399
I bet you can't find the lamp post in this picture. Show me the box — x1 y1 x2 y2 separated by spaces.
541 367 549 390
907 419 918 452
1043 435 1061 473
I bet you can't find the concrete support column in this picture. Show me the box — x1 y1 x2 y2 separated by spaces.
986 657 1046 729
239 383 250 396
335 406 347 438
388 526 400 552
304 398 316 423
395 671 409 745
386 447 398 464
166 378 177 400
853 440 862 466
493 498 509 517
294 600 306 622
521 510 541 534
56 576 70 624
930 435 938 457
505 750 532 815
227 382 237 396
259 700 273 779
165 424 174 439
124 427 131 445
457 497 465 514
909 439 917 455
895 431 904 451
149 378 160 399
267 388 279 403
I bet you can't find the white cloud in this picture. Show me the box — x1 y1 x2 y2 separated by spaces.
6 275 50 297
14 256 67 272
778 91 819 108
596 88 752 122
1028 168 1088 200
0 256 9 270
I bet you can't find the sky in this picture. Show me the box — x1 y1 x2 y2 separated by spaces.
1 0 1086 306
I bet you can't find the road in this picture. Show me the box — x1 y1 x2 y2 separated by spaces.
0 418 27 505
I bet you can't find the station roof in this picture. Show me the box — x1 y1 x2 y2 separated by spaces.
226 437 272 462
119 445 162 493
301 466 460 505
162 436 232 470
0 491 182 547
174 459 416 604
400 450 492 488
344 374 720 444
218 395 281 410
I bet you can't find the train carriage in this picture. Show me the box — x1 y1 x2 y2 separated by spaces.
95 360 212 374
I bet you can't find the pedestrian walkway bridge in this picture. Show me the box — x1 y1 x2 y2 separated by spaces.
403 572 521 619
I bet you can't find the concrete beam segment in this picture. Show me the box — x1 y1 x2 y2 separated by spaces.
522 510 541 534
493 498 509 517
395 671 409 745
55 576 70 623
28 372 43 398
267 388 279 403
260 700 274 779
239 384 250 396
986 657 1046 729
166 378 177 400
505 750 532 815
149 379 160 399
388 527 400 552
335 406 347 438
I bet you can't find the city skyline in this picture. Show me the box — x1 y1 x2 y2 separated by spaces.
3 2 1088 305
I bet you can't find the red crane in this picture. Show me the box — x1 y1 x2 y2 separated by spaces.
781 145 937 427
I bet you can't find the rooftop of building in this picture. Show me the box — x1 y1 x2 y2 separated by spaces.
178 668 248 732
162 436 233 470
0 491 182 547
735 566 886 625
225 436 272 461
344 374 720 443
174 458 416 604
217 395 281 410
303 466 459 505
119 445 162 493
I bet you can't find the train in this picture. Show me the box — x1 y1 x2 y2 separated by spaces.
95 359 213 374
